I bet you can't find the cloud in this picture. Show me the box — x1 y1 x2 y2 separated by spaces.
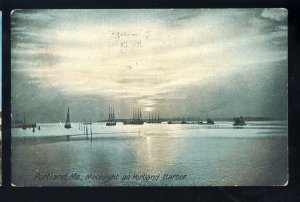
261 8 287 22
11 9 288 121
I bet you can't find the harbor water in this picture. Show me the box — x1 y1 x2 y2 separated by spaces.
11 121 288 186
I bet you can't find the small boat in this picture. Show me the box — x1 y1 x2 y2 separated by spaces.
233 116 246 126
82 120 92 125
167 117 176 124
64 107 72 129
22 115 26 130
11 113 36 129
198 118 215 125
206 119 215 125
180 117 187 124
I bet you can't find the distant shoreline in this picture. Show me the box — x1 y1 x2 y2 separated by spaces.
22 118 287 124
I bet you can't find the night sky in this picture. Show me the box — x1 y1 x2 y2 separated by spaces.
11 9 287 123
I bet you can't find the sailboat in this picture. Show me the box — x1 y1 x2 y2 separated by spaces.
233 116 246 126
206 118 215 125
168 117 176 124
135 108 144 124
64 107 72 129
146 112 161 123
11 113 36 129
197 118 214 125
180 116 187 124
123 108 144 125
22 115 26 130
106 106 116 126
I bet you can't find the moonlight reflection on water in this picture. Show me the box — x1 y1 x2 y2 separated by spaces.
11 121 287 186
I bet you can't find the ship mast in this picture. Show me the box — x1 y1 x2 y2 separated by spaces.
66 108 70 125
133 109 135 122
108 107 110 122
64 107 71 128
139 108 142 121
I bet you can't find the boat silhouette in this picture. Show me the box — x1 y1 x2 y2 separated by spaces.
123 108 144 125
64 107 72 129
198 118 215 125
106 106 116 126
233 116 246 126
146 113 161 123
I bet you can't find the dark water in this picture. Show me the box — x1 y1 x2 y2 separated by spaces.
11 121 288 186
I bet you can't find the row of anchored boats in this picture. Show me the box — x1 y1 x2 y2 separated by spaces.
64 107 246 128
12 108 247 130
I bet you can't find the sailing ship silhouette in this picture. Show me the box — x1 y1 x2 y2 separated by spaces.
106 106 116 126
65 107 72 129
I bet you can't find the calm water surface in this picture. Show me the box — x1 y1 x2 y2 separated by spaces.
11 121 288 186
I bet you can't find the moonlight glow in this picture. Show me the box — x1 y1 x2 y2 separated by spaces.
11 9 287 122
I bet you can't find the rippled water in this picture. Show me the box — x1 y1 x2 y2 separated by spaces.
11 121 288 186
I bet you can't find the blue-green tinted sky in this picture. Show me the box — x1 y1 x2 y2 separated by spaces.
11 9 287 122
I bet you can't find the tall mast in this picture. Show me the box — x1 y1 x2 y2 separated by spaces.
136 108 138 121
109 107 110 120
139 108 142 120
113 107 115 122
136 108 138 120
66 107 70 124
133 109 135 121
110 106 112 121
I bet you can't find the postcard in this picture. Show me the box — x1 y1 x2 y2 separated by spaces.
11 9 288 186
